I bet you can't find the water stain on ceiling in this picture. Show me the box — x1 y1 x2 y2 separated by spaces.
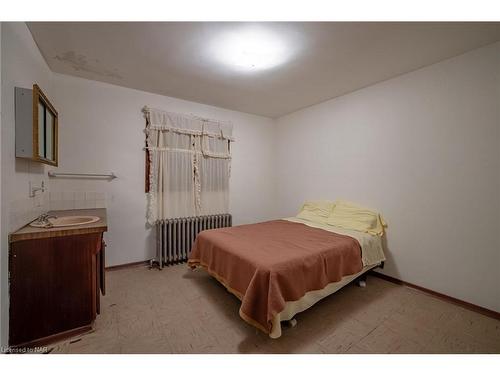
54 51 123 79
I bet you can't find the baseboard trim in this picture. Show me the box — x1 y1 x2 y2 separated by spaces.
105 260 150 271
370 271 500 321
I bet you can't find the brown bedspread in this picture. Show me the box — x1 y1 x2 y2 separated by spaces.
187 220 362 334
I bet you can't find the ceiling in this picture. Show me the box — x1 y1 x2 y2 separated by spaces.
28 22 500 118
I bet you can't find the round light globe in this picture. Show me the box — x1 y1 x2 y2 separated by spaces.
208 27 292 72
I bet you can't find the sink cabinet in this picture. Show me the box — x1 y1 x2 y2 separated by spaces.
9 232 106 347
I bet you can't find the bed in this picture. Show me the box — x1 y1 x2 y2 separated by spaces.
187 214 386 338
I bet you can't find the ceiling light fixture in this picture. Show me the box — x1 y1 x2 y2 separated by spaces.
208 26 293 73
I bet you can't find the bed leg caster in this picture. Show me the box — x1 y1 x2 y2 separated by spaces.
357 279 367 288
285 318 297 328
356 274 367 288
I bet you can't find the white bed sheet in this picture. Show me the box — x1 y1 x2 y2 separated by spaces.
284 217 386 267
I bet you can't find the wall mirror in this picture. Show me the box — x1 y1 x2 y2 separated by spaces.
15 84 59 166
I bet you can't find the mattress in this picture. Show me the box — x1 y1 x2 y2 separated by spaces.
188 218 385 338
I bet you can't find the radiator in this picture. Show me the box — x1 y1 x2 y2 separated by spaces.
155 214 232 268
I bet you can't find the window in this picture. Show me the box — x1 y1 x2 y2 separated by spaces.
144 107 233 224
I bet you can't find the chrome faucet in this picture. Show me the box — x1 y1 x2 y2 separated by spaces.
33 213 57 227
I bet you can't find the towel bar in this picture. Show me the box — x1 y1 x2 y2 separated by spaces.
48 171 117 179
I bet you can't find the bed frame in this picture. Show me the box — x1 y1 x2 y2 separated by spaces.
269 261 384 337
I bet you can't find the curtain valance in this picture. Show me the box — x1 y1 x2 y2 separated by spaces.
145 107 234 140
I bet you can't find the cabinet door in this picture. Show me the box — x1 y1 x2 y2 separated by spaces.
9 234 100 346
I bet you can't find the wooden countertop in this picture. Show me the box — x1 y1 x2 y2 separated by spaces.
9 208 108 243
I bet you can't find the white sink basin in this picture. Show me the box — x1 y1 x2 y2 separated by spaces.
30 215 100 228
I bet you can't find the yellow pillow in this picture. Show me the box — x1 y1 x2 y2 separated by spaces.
296 200 335 224
326 200 387 236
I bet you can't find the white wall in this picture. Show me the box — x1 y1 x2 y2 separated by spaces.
1 22 54 348
51 74 277 267
0 22 3 346
274 42 500 312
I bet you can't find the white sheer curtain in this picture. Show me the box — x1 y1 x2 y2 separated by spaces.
145 107 233 224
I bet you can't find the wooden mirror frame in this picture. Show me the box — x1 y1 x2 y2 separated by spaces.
33 84 58 166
